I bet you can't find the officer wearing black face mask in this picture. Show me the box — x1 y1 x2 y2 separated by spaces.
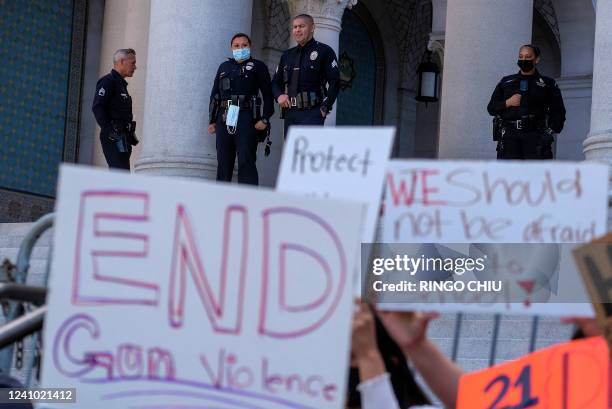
487 44 566 160
208 33 274 185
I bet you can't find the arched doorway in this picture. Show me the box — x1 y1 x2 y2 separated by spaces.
336 3 384 125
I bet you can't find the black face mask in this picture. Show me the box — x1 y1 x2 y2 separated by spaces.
518 59 535 72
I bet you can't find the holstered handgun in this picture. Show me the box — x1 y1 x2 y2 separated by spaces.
492 115 504 142
264 134 272 157
209 95 220 124
109 120 130 153
539 128 555 159
280 67 289 119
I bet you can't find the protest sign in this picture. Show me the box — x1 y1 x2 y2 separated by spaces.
41 165 366 409
573 233 612 356
457 336 610 409
277 126 394 244
377 160 608 315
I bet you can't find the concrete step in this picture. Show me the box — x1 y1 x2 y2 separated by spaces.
429 315 573 341
0 246 52 263
0 224 53 248
428 313 574 373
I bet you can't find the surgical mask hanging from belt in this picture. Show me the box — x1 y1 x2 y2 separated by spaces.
221 96 260 135
226 104 239 134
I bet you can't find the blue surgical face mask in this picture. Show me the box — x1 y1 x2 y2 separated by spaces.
233 47 251 62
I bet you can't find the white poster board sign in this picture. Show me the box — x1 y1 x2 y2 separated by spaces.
379 160 609 316
277 126 394 244
41 165 365 409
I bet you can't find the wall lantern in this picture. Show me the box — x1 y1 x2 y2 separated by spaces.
415 50 440 104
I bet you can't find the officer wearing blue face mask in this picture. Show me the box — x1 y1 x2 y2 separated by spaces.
208 33 274 185
488 44 566 160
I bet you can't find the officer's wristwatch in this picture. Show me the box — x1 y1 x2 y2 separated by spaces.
261 118 269 126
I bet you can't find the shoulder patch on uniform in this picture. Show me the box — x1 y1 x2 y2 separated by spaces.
98 87 105 96
331 59 338 68
310 51 318 61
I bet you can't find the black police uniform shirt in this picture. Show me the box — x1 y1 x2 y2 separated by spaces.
209 58 274 124
271 38 340 112
92 69 133 134
487 70 566 133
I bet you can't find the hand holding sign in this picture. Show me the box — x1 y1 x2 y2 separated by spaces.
457 336 610 409
376 310 440 354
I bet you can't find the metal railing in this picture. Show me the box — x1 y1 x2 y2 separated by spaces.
0 213 54 385
449 313 541 366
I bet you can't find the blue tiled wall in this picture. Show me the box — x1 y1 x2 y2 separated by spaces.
0 0 73 197
337 10 376 126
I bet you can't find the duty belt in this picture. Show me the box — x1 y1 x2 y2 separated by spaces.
288 92 322 109
503 118 547 131
221 95 255 110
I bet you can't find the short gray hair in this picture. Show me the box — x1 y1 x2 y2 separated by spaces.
113 48 136 64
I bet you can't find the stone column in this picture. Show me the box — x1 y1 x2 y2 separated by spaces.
584 0 612 166
93 0 150 170
134 0 253 178
437 0 533 159
428 0 447 62
285 0 357 126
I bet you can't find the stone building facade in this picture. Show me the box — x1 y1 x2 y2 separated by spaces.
2 0 609 221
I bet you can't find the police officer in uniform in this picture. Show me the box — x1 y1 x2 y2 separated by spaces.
208 33 274 185
92 48 138 170
488 44 566 160
272 14 340 136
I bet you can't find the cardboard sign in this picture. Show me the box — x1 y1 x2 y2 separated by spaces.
41 165 366 409
380 160 609 315
573 234 612 356
457 336 610 409
277 126 394 244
